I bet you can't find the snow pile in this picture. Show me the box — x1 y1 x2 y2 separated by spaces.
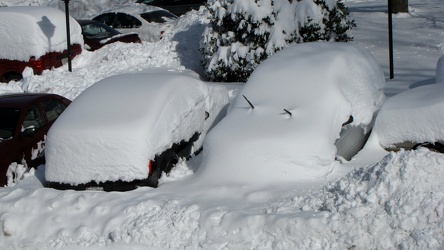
263 148 444 249
373 83 444 148
0 6 83 61
198 42 385 186
46 71 228 184
0 0 443 249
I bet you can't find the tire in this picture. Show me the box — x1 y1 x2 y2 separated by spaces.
5 73 23 83
158 150 179 174
143 150 178 188
413 142 444 153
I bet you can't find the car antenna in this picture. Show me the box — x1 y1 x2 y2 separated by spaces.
242 95 255 109
283 109 292 116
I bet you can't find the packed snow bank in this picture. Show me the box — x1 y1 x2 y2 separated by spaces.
262 148 444 249
1 147 443 249
373 83 444 148
197 42 385 187
45 71 228 185
0 6 83 61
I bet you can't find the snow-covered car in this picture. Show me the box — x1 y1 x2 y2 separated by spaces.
0 6 83 83
77 19 141 51
45 71 228 191
93 4 178 42
136 0 205 16
0 93 71 187
372 83 444 153
197 42 386 186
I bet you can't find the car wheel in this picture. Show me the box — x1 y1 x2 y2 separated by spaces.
5 73 23 83
413 142 444 153
161 150 179 174
144 150 179 188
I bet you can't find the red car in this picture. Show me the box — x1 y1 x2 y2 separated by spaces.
0 6 84 83
0 93 71 187
0 46 82 83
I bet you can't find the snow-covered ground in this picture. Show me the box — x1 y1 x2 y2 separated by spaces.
0 0 443 249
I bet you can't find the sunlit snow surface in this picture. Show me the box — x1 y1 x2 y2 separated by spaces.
0 6 84 61
0 0 444 249
198 42 385 186
45 71 228 185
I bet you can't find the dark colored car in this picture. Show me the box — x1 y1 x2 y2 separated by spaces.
77 20 141 51
0 93 71 187
136 0 206 16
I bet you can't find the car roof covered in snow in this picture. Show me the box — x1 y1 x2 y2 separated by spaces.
45 70 228 185
0 6 84 61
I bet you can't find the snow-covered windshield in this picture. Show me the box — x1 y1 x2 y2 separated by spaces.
0 109 20 140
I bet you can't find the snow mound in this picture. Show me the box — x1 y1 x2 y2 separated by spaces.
264 148 444 249
374 83 444 148
197 42 385 187
45 71 228 185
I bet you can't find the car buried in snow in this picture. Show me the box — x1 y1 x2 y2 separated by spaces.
0 6 83 83
0 93 71 187
92 4 178 42
196 42 386 186
77 19 141 51
372 82 444 153
45 71 228 191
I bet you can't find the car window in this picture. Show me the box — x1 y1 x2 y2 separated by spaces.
137 0 164 5
23 105 45 129
43 99 67 123
140 10 177 23
0 108 20 140
93 13 115 27
82 23 107 37
114 13 142 28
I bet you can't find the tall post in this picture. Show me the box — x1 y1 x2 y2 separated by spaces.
62 0 72 72
388 0 394 79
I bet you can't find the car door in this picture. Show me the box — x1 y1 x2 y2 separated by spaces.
19 103 48 168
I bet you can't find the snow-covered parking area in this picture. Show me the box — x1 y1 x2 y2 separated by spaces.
0 0 444 249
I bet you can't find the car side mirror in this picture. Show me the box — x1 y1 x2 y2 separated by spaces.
22 126 36 136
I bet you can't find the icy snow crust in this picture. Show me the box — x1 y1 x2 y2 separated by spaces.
45 71 228 184
0 6 84 61
374 83 444 147
198 42 385 186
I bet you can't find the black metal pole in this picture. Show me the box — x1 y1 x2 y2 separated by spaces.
388 0 394 79
63 0 72 72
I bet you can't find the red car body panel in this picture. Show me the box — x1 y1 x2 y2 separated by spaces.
0 93 71 186
0 44 82 82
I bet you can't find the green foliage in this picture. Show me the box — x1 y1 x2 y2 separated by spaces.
200 0 356 82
